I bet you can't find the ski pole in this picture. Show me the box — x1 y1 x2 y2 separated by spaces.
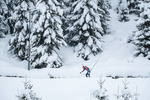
91 59 99 71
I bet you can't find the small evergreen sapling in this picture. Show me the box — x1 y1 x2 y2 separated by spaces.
133 86 139 100
121 78 132 100
16 79 41 100
114 78 139 100
92 76 109 100
114 85 121 99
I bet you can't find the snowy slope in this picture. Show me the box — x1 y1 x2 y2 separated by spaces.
0 0 150 78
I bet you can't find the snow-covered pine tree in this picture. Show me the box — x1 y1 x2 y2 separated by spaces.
126 0 141 15
0 0 8 38
31 0 66 68
62 0 71 37
104 0 112 9
128 6 150 60
98 0 110 34
138 0 150 13
63 0 81 45
17 79 41 100
6 0 20 34
0 0 21 37
66 0 105 60
9 0 35 60
117 0 129 22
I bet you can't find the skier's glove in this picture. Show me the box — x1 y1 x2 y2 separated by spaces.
80 72 82 74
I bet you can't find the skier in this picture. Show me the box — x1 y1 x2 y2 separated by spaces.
80 65 91 77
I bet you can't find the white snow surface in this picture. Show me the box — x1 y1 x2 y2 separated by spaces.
0 77 150 100
0 0 150 100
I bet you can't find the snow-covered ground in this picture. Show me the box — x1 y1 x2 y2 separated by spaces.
0 0 150 100
0 77 150 100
